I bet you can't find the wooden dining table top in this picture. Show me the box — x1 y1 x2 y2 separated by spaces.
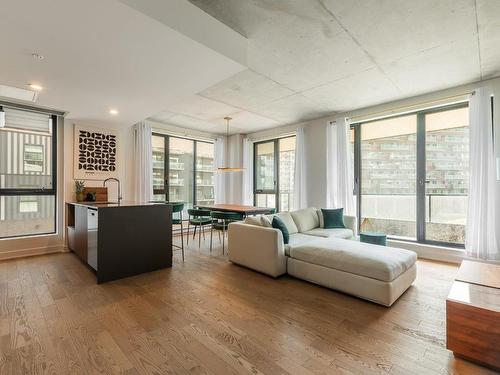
195 204 274 215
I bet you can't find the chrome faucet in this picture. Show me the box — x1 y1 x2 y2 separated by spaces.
103 177 122 203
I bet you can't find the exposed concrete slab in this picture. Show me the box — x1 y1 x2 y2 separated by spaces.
381 38 481 96
301 67 401 112
215 110 282 133
163 94 239 121
477 0 500 78
321 0 478 65
252 93 330 124
199 69 294 111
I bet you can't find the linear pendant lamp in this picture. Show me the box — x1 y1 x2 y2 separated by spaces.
217 116 244 172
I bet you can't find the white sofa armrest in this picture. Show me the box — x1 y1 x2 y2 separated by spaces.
228 222 287 277
344 215 357 236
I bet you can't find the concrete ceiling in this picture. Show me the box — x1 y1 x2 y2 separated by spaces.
0 0 246 128
147 0 500 134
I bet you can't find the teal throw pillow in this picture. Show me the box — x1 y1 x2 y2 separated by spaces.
321 208 346 229
272 216 290 244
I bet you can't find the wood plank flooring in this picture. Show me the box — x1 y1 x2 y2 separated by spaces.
0 234 497 375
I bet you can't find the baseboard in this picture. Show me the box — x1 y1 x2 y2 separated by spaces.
0 245 66 261
388 239 464 264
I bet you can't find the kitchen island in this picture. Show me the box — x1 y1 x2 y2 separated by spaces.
66 201 172 283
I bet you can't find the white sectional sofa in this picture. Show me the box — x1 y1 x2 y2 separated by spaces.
228 207 417 306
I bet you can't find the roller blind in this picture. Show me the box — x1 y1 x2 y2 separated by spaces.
4 107 51 133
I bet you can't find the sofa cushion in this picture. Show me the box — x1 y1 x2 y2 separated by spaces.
289 237 417 282
303 228 353 239
261 215 272 227
284 233 315 256
321 208 346 229
272 216 290 244
244 216 262 226
274 211 298 234
291 207 319 233
317 209 324 228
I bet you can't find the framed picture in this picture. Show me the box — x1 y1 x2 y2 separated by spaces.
73 124 119 180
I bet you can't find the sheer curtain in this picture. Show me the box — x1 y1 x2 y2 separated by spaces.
326 118 355 215
293 126 307 210
242 137 254 205
466 87 499 260
133 122 153 202
214 136 227 204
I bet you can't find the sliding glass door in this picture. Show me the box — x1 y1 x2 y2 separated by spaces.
359 114 417 240
152 134 214 211
353 102 469 247
254 136 296 211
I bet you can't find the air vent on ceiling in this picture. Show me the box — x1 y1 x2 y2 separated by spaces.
0 84 39 102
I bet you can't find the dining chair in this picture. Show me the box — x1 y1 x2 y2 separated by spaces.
170 202 185 261
210 211 244 254
187 208 212 247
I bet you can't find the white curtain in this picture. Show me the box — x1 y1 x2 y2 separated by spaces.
133 122 153 202
242 137 254 205
466 87 499 260
293 126 307 210
326 118 355 215
214 136 227 204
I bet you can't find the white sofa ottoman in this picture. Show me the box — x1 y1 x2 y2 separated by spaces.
287 237 417 306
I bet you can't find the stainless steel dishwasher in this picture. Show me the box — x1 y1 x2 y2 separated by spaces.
87 208 98 271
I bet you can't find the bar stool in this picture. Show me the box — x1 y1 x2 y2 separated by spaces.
187 209 212 247
170 202 185 261
210 211 244 254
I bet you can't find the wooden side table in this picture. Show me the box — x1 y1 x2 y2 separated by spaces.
446 260 500 371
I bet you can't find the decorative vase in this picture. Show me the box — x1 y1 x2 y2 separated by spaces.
76 192 84 202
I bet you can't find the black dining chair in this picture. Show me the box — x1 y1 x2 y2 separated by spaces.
210 211 244 254
170 202 185 261
187 208 212 247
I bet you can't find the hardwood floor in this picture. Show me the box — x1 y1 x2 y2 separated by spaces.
0 234 496 375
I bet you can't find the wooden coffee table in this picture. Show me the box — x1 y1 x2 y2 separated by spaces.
446 260 500 371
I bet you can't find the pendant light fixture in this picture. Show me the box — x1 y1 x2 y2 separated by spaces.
217 116 244 172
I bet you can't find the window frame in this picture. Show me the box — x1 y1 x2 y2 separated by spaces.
0 106 57 239
152 133 214 205
253 135 296 212
351 101 469 248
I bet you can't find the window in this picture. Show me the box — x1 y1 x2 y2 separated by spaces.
24 144 44 172
0 106 57 239
254 136 296 211
152 133 214 211
351 103 469 246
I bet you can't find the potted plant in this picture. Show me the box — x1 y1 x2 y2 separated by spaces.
75 180 85 202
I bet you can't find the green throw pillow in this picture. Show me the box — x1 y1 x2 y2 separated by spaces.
321 208 345 229
272 216 290 244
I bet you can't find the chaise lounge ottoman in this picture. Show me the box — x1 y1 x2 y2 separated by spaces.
287 237 417 306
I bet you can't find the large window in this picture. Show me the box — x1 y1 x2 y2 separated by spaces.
152 134 214 210
352 103 469 246
254 136 296 211
0 106 57 239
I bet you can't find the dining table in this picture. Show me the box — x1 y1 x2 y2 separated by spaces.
194 204 275 216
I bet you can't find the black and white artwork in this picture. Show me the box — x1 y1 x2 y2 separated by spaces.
74 125 119 179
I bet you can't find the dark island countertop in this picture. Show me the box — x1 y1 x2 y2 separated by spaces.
67 201 166 209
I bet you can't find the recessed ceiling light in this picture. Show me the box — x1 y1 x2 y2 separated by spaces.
109 109 119 115
32 53 45 62
29 84 43 91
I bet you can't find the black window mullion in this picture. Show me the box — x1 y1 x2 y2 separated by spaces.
165 135 170 201
416 113 426 243
193 140 197 206
354 125 361 233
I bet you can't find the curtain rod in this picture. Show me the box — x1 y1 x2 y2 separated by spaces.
346 91 474 124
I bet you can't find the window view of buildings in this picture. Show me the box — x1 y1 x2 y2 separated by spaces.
152 135 214 210
358 107 469 244
0 108 55 238
254 136 295 211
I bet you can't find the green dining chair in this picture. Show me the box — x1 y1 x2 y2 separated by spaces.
210 211 244 254
170 202 185 261
187 208 212 247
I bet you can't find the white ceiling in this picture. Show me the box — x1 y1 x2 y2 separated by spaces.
0 0 246 128
146 0 500 134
